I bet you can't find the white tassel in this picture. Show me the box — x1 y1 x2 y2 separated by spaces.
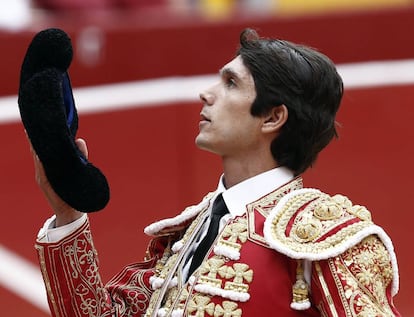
213 244 240 260
171 309 184 317
157 308 167 317
291 301 311 310
169 277 178 288
150 276 165 290
171 240 184 253
194 283 250 302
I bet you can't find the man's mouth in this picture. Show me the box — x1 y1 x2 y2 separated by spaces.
200 113 211 122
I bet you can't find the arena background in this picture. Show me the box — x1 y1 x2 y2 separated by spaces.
0 1 413 315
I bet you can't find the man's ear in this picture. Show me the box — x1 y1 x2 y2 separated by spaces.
262 105 288 134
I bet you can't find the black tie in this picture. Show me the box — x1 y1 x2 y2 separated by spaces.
188 193 229 276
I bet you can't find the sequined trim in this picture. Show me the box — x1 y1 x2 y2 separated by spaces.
315 261 339 317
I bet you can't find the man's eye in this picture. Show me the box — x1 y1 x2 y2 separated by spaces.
226 78 236 87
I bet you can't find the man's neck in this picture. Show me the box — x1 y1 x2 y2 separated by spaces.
221 156 278 188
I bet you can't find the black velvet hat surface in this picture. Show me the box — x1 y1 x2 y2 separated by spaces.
18 28 110 212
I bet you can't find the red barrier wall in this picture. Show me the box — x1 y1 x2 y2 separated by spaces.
0 7 412 316
3 6 414 96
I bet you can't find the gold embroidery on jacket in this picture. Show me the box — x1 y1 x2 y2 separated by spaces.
217 218 248 252
108 268 154 316
162 286 180 311
328 258 352 316
199 258 227 288
247 177 303 246
39 227 112 317
186 295 243 317
64 233 111 317
36 245 61 317
267 191 375 255
148 179 303 316
187 295 215 316
292 215 322 243
329 235 395 316
315 261 339 317
145 198 212 317
214 301 243 317
222 263 253 293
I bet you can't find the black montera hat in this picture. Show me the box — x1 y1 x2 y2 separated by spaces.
18 28 109 212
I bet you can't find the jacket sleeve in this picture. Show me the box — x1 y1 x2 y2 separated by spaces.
35 217 167 317
310 235 401 317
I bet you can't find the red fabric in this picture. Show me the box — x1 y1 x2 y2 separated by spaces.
236 213 320 316
316 218 360 243
35 220 167 317
35 206 401 316
36 220 113 316
234 236 319 316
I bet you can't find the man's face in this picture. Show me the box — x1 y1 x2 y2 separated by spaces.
196 56 262 158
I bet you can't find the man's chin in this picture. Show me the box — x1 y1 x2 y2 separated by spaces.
195 137 214 153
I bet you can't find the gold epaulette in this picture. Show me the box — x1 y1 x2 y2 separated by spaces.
263 188 378 261
263 188 399 311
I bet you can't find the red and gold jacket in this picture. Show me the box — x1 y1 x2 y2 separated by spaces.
35 178 400 317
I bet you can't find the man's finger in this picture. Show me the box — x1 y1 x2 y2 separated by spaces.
75 138 88 159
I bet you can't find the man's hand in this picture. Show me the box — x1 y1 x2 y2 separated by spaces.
31 138 88 227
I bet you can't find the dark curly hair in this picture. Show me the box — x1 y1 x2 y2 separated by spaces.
237 28 343 175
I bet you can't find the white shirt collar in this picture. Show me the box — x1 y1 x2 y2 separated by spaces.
215 166 295 217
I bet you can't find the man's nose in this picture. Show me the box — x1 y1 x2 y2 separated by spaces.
199 90 214 105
